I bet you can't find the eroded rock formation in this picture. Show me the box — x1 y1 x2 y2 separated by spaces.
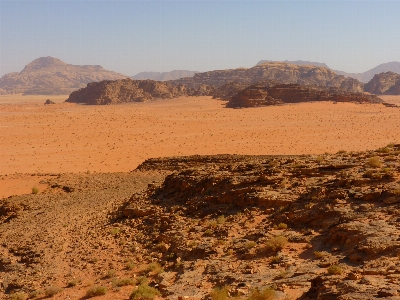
364 71 400 95
65 79 188 105
227 83 383 108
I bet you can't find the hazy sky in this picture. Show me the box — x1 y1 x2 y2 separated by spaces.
1 0 399 76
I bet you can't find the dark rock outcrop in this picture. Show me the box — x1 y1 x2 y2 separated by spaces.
227 82 383 108
0 56 128 95
65 79 188 105
364 72 400 95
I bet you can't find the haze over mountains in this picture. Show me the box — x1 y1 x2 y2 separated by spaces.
1 56 400 96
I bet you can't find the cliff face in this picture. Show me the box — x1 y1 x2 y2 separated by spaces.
227 82 383 108
131 70 198 81
364 72 400 95
65 79 188 105
0 56 128 95
170 62 365 93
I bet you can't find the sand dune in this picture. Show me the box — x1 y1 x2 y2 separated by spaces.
1 94 399 197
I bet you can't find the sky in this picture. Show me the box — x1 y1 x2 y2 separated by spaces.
0 0 399 76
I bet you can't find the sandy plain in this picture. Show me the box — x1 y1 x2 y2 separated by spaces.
1 94 399 198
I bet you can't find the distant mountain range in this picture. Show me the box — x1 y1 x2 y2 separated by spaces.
256 60 400 83
0 57 128 95
131 70 198 81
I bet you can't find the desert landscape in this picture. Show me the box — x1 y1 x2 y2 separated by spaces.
1 2 400 297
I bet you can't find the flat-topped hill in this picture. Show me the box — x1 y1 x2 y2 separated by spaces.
0 56 128 95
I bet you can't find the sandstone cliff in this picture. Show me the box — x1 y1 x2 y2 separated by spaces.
170 62 365 93
65 79 188 105
227 82 383 108
0 56 128 95
131 70 198 81
364 72 400 95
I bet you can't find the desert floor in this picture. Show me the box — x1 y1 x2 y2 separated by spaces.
1 94 399 198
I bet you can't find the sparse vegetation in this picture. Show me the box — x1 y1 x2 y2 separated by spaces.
31 186 39 194
276 223 287 230
130 284 160 300
110 227 120 235
67 279 79 287
112 278 135 287
368 156 382 168
9 292 27 300
44 285 63 297
147 262 163 275
314 251 328 259
265 236 288 252
104 269 116 278
217 215 226 224
85 285 108 298
247 286 277 300
327 265 343 275
210 285 229 300
245 241 257 249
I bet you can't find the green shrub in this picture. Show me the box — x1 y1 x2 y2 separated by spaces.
210 286 229 300
248 287 277 300
44 286 63 297
146 262 163 275
31 186 39 194
327 265 343 275
85 286 107 298
130 284 160 300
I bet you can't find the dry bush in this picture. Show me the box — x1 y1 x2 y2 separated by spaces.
248 287 277 300
276 223 288 230
210 286 229 300
44 286 63 297
368 156 382 168
265 236 288 253
130 284 160 300
31 186 39 194
327 265 343 275
9 293 27 300
85 286 107 298
112 278 135 287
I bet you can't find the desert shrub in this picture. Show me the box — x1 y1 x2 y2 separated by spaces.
265 236 288 253
104 269 116 278
270 255 282 264
67 279 79 287
248 287 277 300
44 286 63 297
9 292 27 300
31 186 39 194
130 284 160 300
313 251 328 259
205 229 213 235
327 265 343 275
217 215 226 225
279 178 288 187
110 228 120 235
146 262 163 275
126 260 135 270
112 278 135 287
245 241 257 249
210 285 229 300
28 290 43 298
368 156 382 168
85 286 107 298
208 219 218 228
315 156 324 163
276 223 287 230
136 276 148 285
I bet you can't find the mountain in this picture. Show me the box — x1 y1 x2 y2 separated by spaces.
256 60 400 83
170 62 364 93
131 70 198 81
364 71 400 95
256 59 330 68
0 56 128 95
334 62 400 83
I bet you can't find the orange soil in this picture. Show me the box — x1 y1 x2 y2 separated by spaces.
1 94 399 198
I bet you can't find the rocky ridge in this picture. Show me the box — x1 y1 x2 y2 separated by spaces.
131 70 198 81
170 62 365 93
364 72 400 95
0 57 128 95
226 82 384 108
1 145 400 299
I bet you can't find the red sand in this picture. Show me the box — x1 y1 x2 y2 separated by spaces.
1 94 399 198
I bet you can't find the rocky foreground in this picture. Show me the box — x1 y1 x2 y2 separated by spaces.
1 145 400 299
